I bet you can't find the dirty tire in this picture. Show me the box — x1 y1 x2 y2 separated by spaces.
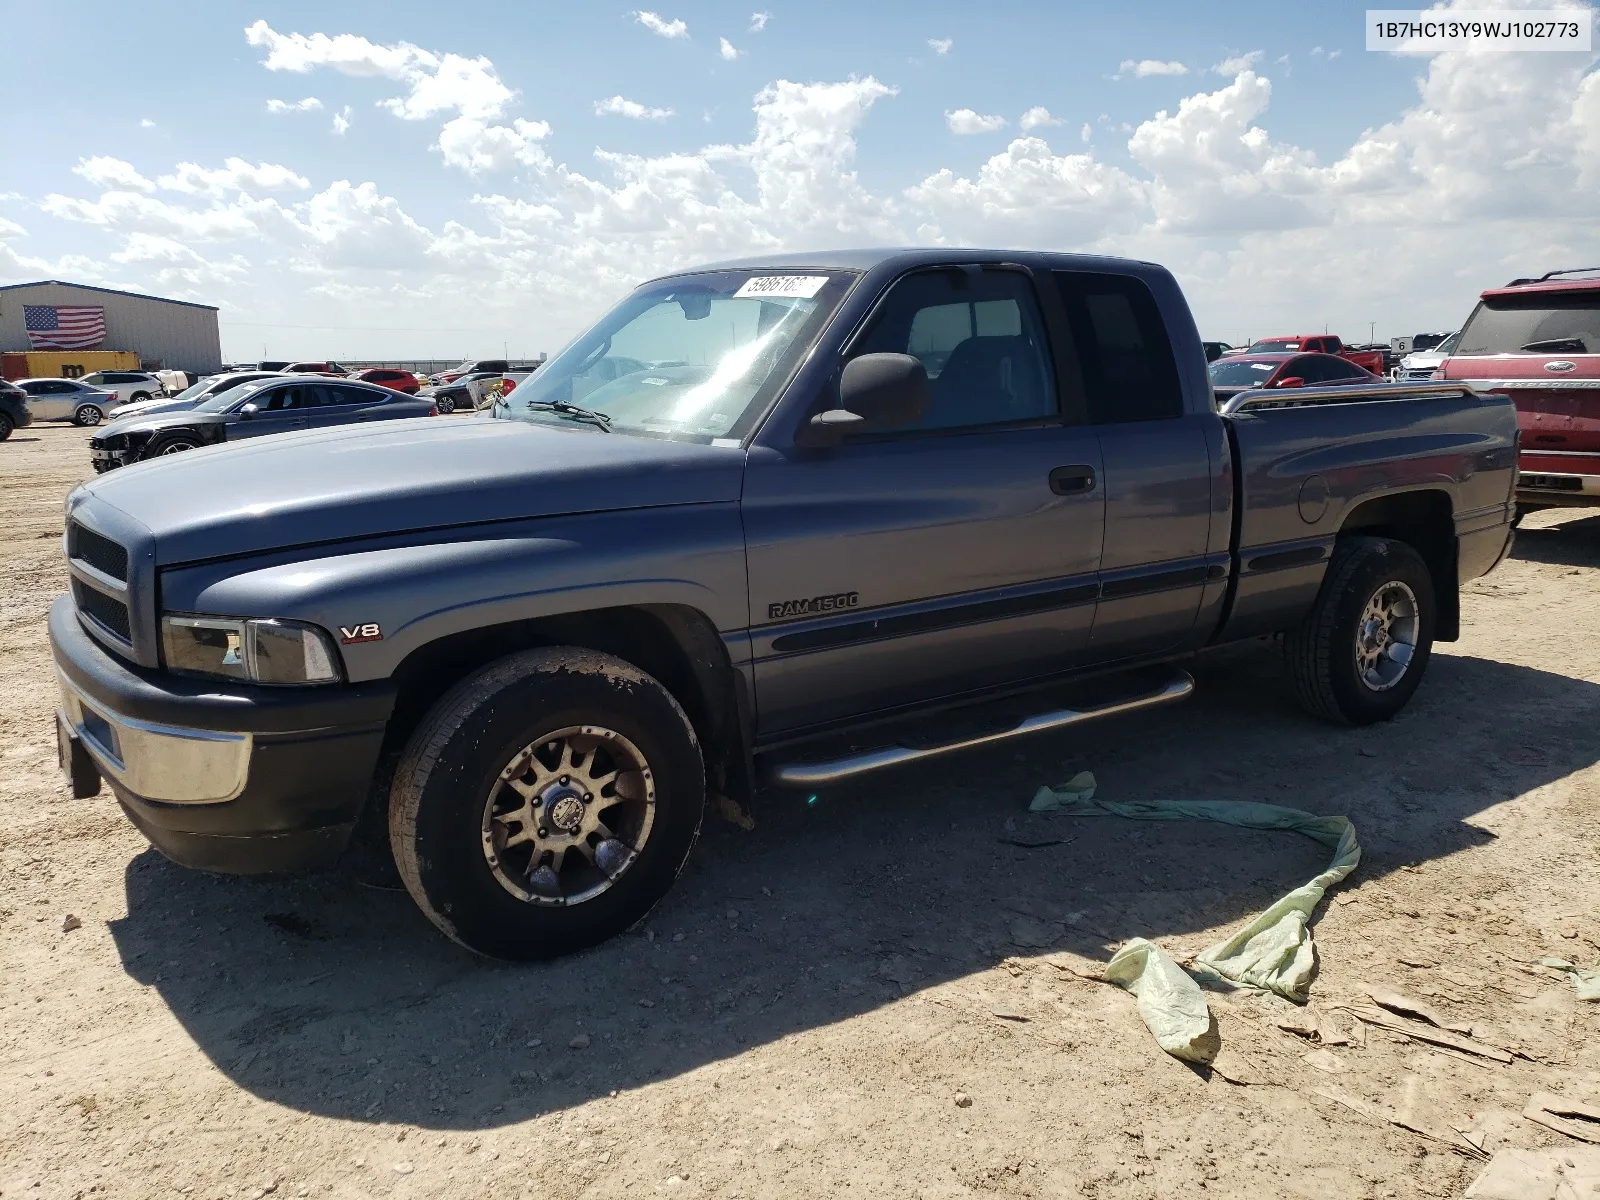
0 412 12 441
389 647 704 960
1284 535 1435 725
73 404 103 427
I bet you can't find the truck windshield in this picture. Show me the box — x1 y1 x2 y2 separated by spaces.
1456 295 1600 354
1248 339 1302 353
1208 358 1281 386
498 269 856 442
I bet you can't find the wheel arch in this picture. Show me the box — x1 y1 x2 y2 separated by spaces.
1337 487 1458 641
381 603 753 807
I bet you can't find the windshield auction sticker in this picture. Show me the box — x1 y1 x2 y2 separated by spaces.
734 275 830 299
1367 10 1591 51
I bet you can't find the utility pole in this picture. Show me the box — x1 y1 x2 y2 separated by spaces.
1369 320 1376 343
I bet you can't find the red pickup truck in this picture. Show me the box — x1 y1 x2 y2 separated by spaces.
1439 269 1600 510
1247 335 1388 377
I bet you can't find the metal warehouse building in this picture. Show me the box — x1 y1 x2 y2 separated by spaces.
0 280 222 375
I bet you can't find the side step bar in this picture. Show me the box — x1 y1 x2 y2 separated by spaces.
765 669 1195 789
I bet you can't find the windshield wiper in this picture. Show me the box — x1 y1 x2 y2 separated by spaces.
1520 337 1588 353
524 399 613 432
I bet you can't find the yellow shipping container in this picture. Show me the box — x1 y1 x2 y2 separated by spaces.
0 349 140 380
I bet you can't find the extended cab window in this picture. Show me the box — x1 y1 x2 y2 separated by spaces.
1053 272 1183 423
850 268 1057 432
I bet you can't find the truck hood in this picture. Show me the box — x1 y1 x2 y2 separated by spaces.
73 416 747 567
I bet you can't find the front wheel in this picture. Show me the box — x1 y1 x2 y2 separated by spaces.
435 394 456 414
389 647 705 960
1283 536 1436 725
150 436 200 458
0 412 12 441
130 392 152 404
74 404 104 427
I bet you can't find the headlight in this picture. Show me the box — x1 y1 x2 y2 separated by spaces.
161 615 342 685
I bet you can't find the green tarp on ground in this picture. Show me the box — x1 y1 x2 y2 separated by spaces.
1030 782 1361 1063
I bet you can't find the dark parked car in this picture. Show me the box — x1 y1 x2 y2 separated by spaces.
88 377 435 470
424 369 508 413
0 379 31 440
1202 341 1235 362
1208 351 1377 406
51 247 1515 963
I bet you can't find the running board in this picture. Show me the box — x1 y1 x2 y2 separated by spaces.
765 669 1195 789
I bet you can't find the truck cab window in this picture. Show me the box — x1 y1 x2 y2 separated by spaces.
1053 272 1183 423
850 268 1057 432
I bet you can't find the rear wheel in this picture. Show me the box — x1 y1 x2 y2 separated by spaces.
0 412 12 441
74 405 104 427
389 647 705 960
1284 536 1436 725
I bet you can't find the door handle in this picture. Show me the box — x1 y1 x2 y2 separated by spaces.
1049 465 1096 495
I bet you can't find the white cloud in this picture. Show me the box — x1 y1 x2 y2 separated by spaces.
1213 51 1263 75
749 11 771 32
1019 106 1063 131
1081 123 1092 143
74 157 157 193
595 95 675 120
1310 46 1343 60
332 106 353 135
437 117 551 172
245 20 513 121
928 38 953 56
634 11 689 39
946 108 1007 135
139 118 155 129
157 158 312 197
719 37 742 61
266 97 324 113
1116 59 1189 79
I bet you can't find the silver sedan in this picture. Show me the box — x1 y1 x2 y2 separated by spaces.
15 378 125 426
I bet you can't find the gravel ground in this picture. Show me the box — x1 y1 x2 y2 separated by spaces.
2 422 1599 1200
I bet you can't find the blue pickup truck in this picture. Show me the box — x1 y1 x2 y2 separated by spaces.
50 249 1519 960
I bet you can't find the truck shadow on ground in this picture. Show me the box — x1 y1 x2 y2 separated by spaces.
1510 511 1600 568
108 640 1600 1130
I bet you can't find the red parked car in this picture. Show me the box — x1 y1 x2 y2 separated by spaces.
1439 268 1600 511
1245 335 1387 377
1207 351 1378 407
353 368 424 395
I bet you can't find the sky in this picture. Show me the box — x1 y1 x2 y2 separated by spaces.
3 0 1598 359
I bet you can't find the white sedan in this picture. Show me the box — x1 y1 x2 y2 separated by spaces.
14 378 126 426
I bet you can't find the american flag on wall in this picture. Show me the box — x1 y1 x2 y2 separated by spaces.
24 305 107 350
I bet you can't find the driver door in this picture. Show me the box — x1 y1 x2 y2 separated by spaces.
226 383 311 439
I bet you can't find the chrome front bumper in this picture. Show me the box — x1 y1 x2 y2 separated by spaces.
57 670 252 805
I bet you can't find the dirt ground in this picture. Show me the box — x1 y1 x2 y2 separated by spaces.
2 422 1598 1200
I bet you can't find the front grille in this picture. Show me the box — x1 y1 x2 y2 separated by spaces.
73 579 132 642
68 522 129 581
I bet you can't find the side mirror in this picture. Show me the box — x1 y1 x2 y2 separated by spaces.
803 353 929 445
1274 376 1305 389
239 403 259 419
